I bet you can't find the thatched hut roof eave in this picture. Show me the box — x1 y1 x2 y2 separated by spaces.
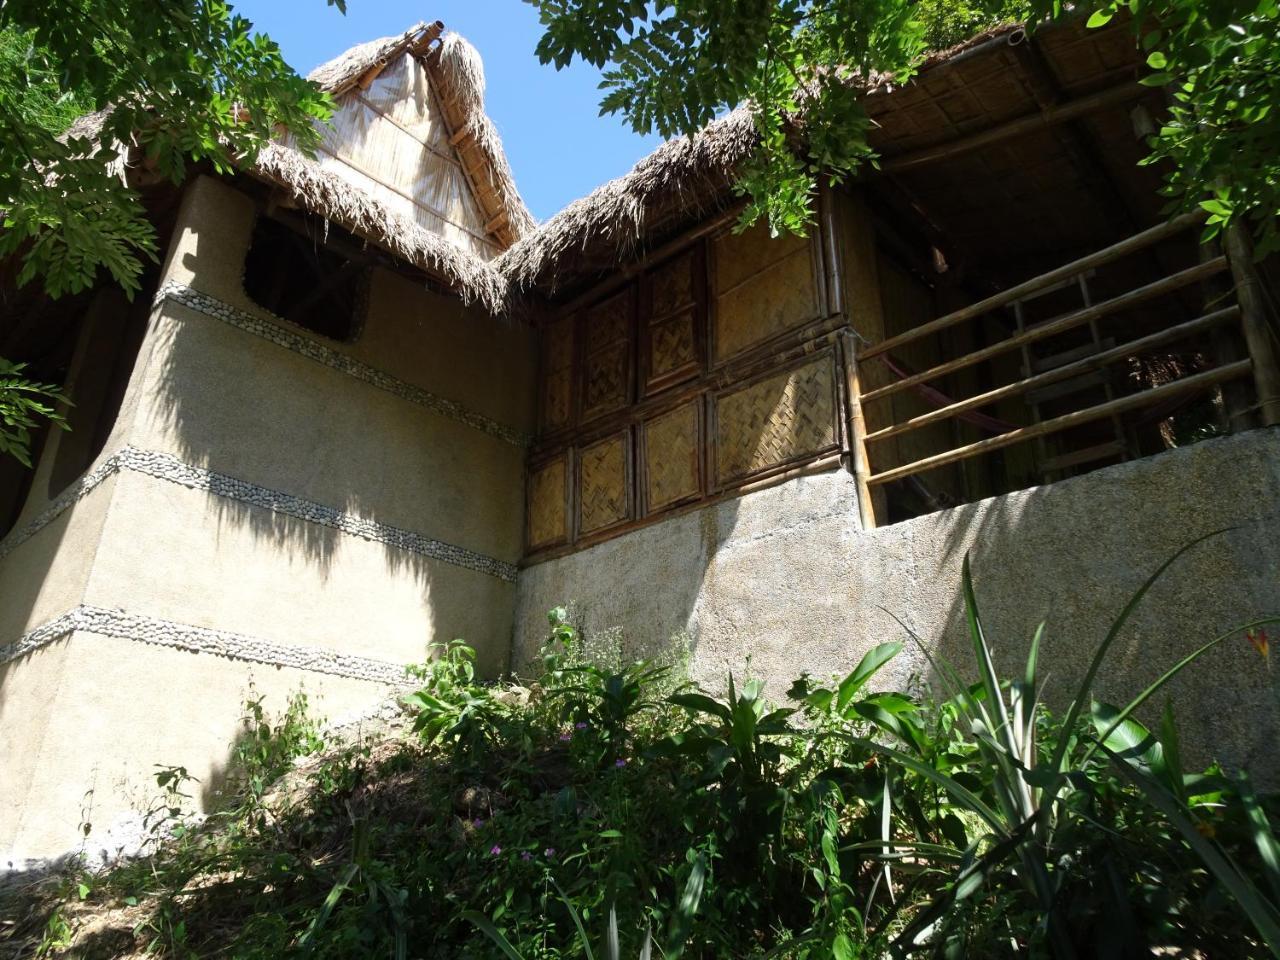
496 106 758 297
252 142 508 314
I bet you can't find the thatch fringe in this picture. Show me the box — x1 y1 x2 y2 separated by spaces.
254 142 507 313
306 22 430 96
431 33 537 240
497 107 758 296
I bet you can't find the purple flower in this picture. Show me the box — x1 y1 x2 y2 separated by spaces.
544 847 556 858
558 733 572 742
575 721 589 730
521 851 533 861
615 758 627 768
489 845 502 856
473 818 485 828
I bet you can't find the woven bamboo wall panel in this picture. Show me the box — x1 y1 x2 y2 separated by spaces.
715 355 837 484
714 226 819 361
578 433 630 534
582 340 629 420
650 250 696 317
585 292 631 353
649 309 698 379
541 314 575 431
527 456 568 548
642 401 701 511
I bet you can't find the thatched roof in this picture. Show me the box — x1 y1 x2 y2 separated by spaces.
498 12 1151 304
498 108 757 297
300 23 535 248
254 142 507 313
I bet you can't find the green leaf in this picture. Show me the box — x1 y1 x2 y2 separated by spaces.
1105 747 1280 955
667 692 731 722
836 641 903 712
1086 8 1115 27
462 911 526 960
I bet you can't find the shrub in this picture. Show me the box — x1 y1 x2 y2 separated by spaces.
28 544 1280 958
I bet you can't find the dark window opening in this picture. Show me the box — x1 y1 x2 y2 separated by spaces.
47 286 151 498
243 215 366 342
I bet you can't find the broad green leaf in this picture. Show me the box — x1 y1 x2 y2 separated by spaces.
836 641 903 711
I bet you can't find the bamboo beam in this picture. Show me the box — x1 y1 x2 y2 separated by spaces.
840 330 878 528
449 127 475 148
1225 221 1280 426
859 255 1228 404
864 305 1241 443
483 210 510 235
880 82 1148 173
409 20 445 56
867 360 1252 486
859 213 1205 361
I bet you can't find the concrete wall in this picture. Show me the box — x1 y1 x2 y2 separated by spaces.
0 175 535 864
515 427 1280 778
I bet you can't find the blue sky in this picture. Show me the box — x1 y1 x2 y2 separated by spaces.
233 0 663 222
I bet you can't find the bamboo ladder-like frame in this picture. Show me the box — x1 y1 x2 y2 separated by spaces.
844 212 1280 523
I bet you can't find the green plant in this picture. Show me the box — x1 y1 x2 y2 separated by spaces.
28 573 1280 959
465 862 706 960
831 536 1280 956
403 639 512 758
228 688 325 812
0 358 69 466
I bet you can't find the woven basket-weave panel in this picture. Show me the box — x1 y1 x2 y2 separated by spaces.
715 356 836 483
585 291 630 353
643 401 700 511
649 309 698 380
714 226 818 361
582 340 629 420
541 315 575 431
578 433 629 534
650 250 696 317
527 456 568 548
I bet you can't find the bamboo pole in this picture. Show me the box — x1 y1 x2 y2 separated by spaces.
867 359 1252 486
1225 221 1280 426
859 256 1228 404
840 331 878 528
864 305 1241 443
880 82 1148 173
858 212 1206 361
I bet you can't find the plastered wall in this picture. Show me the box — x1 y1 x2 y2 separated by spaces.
515 427 1280 780
0 175 535 864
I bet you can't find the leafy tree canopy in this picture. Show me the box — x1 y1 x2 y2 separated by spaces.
0 1 344 464
0 0 344 299
527 0 1280 256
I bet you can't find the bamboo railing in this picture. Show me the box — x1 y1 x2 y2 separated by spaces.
849 213 1277 524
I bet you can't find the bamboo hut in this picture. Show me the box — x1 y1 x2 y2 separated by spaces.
2 15 1278 866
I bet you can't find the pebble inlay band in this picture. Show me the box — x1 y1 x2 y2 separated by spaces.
0 604 407 684
154 281 529 448
0 446 518 582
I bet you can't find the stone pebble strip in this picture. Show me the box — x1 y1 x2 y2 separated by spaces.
155 281 530 449
0 446 519 583
0 604 407 684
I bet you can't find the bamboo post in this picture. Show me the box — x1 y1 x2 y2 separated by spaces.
1225 221 1280 426
1200 238 1255 432
840 330 878 529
